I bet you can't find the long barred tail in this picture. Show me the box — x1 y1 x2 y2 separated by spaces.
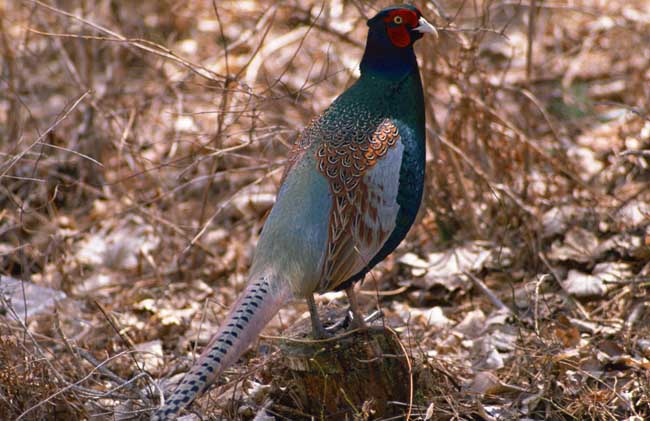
152 275 292 420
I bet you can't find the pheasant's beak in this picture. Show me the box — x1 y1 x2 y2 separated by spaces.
414 17 438 39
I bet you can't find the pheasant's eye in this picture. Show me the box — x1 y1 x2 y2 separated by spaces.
393 15 403 24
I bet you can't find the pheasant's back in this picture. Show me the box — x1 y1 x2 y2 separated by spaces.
285 83 391 170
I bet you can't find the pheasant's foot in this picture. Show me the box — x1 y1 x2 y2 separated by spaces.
347 308 368 330
325 307 358 332
363 309 384 324
345 285 369 331
325 314 348 332
311 322 332 339
336 306 384 331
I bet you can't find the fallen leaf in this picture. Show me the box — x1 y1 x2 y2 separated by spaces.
134 340 164 372
561 269 608 297
548 227 600 263
0 275 67 320
541 205 588 238
454 309 486 338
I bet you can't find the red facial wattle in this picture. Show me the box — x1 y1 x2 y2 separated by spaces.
384 9 419 48
386 26 410 47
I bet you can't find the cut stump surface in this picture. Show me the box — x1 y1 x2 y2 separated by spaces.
274 314 410 419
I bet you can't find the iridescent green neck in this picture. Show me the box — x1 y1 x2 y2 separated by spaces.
359 27 419 80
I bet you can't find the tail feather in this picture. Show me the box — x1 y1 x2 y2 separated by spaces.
152 275 291 420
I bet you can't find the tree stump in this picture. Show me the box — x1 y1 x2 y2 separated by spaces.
275 312 410 419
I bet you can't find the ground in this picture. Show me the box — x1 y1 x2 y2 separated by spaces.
1 0 649 420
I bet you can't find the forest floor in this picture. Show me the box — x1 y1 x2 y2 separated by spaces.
1 1 649 420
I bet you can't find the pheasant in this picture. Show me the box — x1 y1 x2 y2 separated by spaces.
152 5 435 419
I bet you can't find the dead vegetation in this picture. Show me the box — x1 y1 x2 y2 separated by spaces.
1 0 650 419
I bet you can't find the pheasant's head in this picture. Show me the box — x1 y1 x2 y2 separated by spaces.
367 5 436 49
361 5 436 77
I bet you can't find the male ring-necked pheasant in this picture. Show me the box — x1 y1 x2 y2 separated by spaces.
153 5 435 419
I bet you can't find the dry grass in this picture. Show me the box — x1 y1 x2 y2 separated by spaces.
1 0 650 419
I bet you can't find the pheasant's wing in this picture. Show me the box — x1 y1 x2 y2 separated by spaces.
318 119 403 291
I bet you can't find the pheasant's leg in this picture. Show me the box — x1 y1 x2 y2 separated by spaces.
307 294 330 339
346 285 368 330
